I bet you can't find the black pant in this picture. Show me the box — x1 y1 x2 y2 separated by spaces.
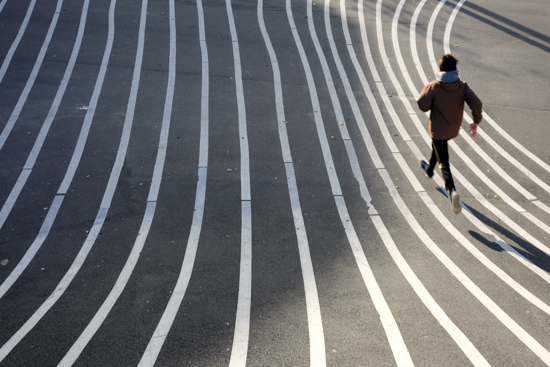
429 139 455 193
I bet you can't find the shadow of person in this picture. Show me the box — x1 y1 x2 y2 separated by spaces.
465 203 550 274
435 187 550 273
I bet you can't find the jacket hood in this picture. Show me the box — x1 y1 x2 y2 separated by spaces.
436 69 460 83
436 70 461 91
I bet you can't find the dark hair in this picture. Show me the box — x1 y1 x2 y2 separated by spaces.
438 54 458 71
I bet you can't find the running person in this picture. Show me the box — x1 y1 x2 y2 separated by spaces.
417 54 483 214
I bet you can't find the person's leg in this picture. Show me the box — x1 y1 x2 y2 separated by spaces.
431 139 455 193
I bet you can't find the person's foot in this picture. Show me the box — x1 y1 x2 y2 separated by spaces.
450 189 461 214
420 160 433 178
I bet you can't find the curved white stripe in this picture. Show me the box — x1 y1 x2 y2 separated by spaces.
0 0 117 300
57 200 156 367
257 2 328 366
137 0 209 364
315 0 413 364
425 0 446 80
409 0 430 86
0 0 7 14
226 0 253 363
0 0 63 148
0 195 63 299
0 0 91 233
57 0 176 364
286 2 341 198
286 0 339 364
0 0 147 360
138 169 207 367
0 0 37 84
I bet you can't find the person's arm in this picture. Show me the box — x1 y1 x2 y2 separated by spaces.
417 83 434 112
464 83 482 137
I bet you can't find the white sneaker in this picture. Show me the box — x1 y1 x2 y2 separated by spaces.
451 190 461 214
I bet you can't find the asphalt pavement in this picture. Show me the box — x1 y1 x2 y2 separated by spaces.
0 0 549 366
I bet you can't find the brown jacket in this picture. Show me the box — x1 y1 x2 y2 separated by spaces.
417 79 482 140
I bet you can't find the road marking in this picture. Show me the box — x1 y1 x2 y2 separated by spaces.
0 0 63 149
257 2 327 365
0 0 92 234
225 0 253 364
58 0 177 364
0 195 64 299
0 0 146 360
137 0 210 364
310 0 414 364
0 0 37 85
0 0 116 300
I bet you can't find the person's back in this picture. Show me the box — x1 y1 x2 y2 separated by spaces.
417 54 483 214
417 67 482 141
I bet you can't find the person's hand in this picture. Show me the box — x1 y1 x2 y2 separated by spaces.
469 123 478 137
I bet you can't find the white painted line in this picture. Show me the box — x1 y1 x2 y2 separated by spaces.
148 0 177 203
0 207 109 361
229 201 252 367
0 169 31 231
0 0 145 360
138 168 208 367
225 0 253 363
335 0 488 364
409 0 430 87
0 0 7 14
58 1 117 194
286 0 341 198
0 0 116 300
0 0 37 84
257 2 326 365
0 195 64 299
0 0 63 149
284 163 326 367
225 0 251 202
58 202 156 366
138 0 210 363
334 197 413 366
58 1 176 363
24 0 90 169
315 1 413 363
0 0 90 234
426 0 445 77
197 0 209 168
